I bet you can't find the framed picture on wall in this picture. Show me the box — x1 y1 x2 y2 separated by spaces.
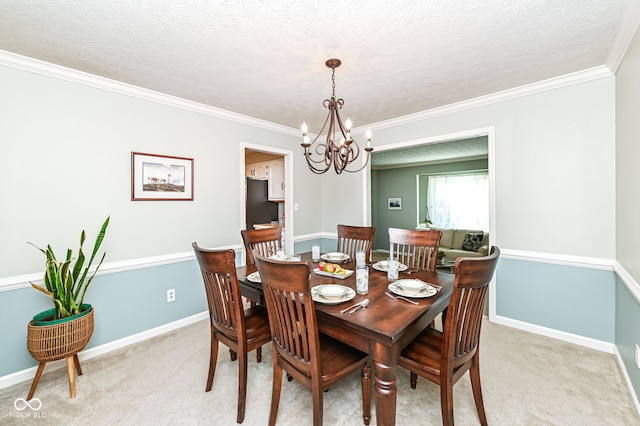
387 197 402 210
131 152 194 201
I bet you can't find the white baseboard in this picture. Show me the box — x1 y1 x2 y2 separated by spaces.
614 346 640 417
0 311 208 390
614 347 640 414
491 314 615 353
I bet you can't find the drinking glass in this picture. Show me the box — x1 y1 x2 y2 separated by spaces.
356 266 369 295
311 244 320 262
387 257 399 282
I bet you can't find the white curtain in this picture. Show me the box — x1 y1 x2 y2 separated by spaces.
426 171 489 230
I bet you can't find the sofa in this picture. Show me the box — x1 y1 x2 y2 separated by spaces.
426 226 489 261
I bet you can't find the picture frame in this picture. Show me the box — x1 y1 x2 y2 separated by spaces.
131 152 194 201
387 197 402 210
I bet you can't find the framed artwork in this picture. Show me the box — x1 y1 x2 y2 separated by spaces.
387 197 402 210
131 152 194 201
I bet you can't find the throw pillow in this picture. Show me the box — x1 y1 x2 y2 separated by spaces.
461 233 484 252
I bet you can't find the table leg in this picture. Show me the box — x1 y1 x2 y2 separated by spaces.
372 349 397 426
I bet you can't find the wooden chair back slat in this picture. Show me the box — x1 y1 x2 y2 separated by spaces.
193 247 243 336
337 225 376 263
445 247 499 365
388 228 442 271
241 227 282 266
257 256 318 368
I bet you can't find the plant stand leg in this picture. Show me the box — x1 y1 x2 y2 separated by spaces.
66 357 77 398
27 362 46 400
73 354 83 375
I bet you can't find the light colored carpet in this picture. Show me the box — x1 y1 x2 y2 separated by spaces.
1 319 638 425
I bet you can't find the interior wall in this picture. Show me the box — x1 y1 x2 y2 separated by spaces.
360 77 616 259
347 78 619 348
614 23 640 399
0 64 305 277
0 61 313 377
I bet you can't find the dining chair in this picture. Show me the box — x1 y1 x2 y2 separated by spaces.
336 224 376 263
241 227 282 268
254 254 372 426
398 246 500 426
388 227 443 271
192 243 272 424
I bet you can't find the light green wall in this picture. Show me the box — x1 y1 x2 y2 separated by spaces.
371 158 488 250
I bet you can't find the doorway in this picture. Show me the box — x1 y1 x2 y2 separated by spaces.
240 143 294 256
365 126 496 317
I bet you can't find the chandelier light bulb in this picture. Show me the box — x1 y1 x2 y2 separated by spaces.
301 121 308 133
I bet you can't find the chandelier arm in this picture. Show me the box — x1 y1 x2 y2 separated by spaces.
303 147 331 173
333 102 351 142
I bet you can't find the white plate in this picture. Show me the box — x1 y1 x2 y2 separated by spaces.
388 282 437 298
246 271 261 283
268 254 301 262
314 284 349 300
372 261 408 272
312 285 355 305
394 279 428 294
321 252 350 262
313 269 354 280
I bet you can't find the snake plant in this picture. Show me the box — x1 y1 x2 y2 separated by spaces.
29 216 110 319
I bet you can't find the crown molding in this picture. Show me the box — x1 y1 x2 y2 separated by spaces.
0 49 300 137
362 65 613 132
0 49 617 140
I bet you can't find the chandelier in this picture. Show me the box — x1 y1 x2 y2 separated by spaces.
301 59 373 174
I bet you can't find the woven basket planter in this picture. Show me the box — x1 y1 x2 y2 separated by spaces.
27 305 94 363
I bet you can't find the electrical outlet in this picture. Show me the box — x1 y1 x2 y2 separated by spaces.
167 289 176 303
636 344 640 368
294 203 299 211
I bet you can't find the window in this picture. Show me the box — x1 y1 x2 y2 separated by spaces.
426 171 489 230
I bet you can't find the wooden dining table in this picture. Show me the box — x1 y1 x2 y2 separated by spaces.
237 252 454 426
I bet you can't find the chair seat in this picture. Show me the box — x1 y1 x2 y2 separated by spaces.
319 334 369 387
244 306 271 342
399 328 442 377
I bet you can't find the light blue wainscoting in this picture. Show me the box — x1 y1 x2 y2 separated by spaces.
0 259 206 377
496 258 615 343
616 276 640 399
293 237 336 256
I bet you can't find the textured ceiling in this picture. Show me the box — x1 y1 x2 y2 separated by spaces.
371 137 488 169
0 1 631 140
